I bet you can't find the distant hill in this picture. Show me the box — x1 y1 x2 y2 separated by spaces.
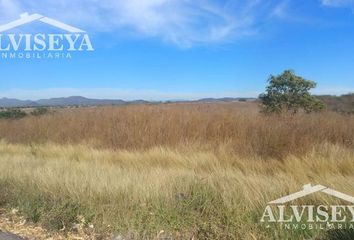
0 96 127 108
317 94 354 113
0 98 39 108
1 95 353 111
0 96 256 108
197 97 255 103
36 96 127 107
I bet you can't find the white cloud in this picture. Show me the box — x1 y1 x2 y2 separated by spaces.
321 0 354 7
271 1 290 19
0 0 21 19
0 0 265 47
313 87 354 95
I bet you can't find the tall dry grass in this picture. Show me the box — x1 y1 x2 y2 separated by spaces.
0 103 354 239
0 102 353 159
0 141 353 239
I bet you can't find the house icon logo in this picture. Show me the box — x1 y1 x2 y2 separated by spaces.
0 12 85 33
0 12 94 59
269 184 354 205
261 184 354 231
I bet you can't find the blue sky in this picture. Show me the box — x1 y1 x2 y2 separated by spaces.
0 0 354 100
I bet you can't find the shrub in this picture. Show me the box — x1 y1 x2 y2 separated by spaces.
31 107 49 116
0 109 27 119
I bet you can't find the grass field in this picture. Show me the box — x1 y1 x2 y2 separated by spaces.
0 103 353 239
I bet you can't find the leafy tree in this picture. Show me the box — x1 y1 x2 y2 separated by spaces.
259 70 325 114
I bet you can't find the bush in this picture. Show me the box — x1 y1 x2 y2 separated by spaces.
31 107 49 116
0 109 27 119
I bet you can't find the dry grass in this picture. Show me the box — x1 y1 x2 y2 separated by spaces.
0 141 353 239
0 103 353 159
0 103 353 239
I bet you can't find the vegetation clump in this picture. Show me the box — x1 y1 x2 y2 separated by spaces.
318 93 354 113
259 70 325 114
0 109 27 119
31 107 49 116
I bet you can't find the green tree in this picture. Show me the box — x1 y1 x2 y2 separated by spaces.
259 70 325 113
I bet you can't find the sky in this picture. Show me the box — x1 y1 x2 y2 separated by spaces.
0 0 354 100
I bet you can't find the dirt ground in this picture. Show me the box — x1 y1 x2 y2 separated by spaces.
0 208 103 240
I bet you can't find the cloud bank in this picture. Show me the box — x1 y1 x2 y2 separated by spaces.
0 0 350 47
0 0 272 47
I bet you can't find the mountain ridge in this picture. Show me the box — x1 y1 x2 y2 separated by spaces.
0 96 255 108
